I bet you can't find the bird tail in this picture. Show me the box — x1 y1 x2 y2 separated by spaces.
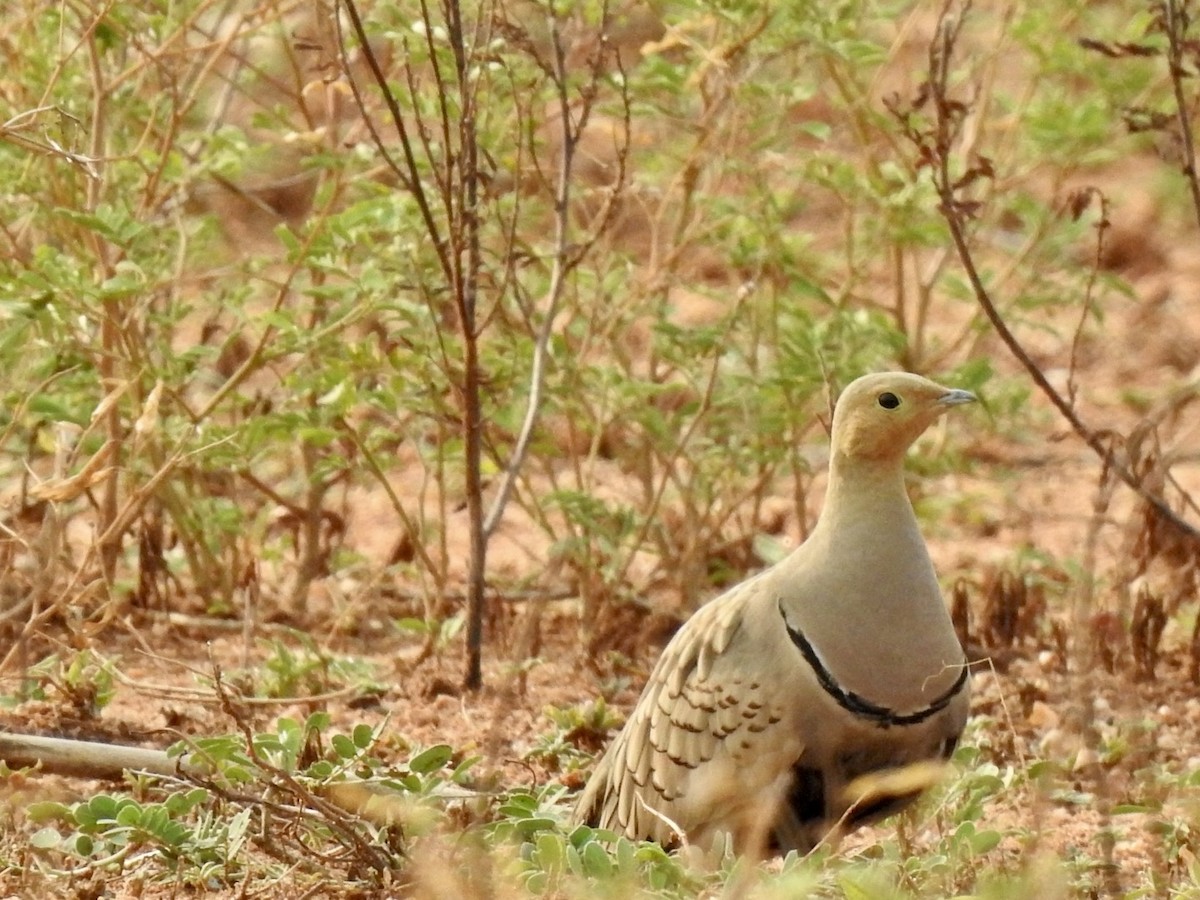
571 748 615 829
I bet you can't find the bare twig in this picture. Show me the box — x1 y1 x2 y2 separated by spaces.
0 107 101 178
80 12 123 590
1065 188 1111 408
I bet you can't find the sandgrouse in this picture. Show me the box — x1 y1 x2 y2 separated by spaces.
574 372 975 853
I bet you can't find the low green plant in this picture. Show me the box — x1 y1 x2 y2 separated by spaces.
225 631 381 699
20 650 115 716
395 613 466 654
491 789 707 898
27 790 248 886
526 698 623 772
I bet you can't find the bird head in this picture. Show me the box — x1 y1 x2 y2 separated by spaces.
830 372 976 463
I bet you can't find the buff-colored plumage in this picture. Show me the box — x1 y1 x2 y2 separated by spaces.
574 372 975 853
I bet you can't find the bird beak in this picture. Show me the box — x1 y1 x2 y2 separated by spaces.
937 388 976 407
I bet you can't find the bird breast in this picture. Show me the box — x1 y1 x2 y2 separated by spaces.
770 524 965 717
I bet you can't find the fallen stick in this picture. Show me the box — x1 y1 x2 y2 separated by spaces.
0 732 183 779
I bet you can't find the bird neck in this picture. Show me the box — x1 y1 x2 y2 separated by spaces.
816 452 914 535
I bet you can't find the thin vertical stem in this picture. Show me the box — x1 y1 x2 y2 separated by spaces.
83 22 121 585
1164 0 1200 229
447 0 487 690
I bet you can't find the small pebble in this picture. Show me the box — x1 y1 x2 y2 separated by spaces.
1072 747 1099 771
1039 727 1080 759
1158 731 1180 752
1027 701 1060 731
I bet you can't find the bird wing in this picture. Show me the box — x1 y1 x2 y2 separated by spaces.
576 573 799 846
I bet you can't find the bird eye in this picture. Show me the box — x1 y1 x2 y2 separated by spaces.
877 392 900 409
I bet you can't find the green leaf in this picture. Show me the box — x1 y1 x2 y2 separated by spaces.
275 225 301 253
26 801 72 823
512 816 558 839
534 830 564 871
352 723 376 750
115 804 144 827
305 711 332 733
307 760 334 778
163 788 208 816
798 120 832 142
408 744 453 775
498 794 538 818
29 826 62 850
450 753 480 782
579 839 614 877
331 733 357 760
838 873 885 900
26 395 86 422
227 807 252 858
78 794 125 827
970 828 1003 854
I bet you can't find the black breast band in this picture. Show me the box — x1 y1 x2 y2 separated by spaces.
779 600 969 728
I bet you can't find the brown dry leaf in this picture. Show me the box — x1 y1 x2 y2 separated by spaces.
29 439 116 502
133 380 164 438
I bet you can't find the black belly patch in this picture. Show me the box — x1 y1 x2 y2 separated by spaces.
787 765 825 825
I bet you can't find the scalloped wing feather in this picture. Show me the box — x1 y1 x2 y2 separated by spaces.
575 575 797 847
